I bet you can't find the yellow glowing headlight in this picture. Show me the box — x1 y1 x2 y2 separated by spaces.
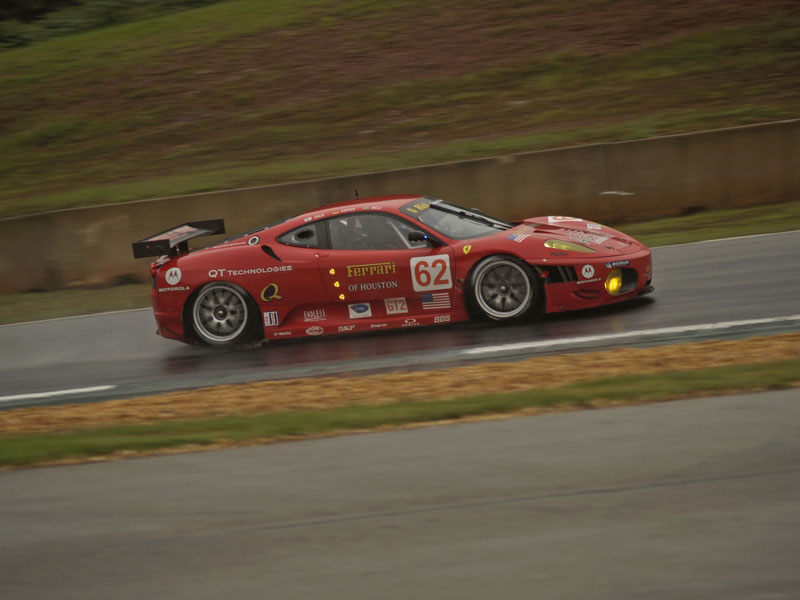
605 269 623 295
544 240 596 253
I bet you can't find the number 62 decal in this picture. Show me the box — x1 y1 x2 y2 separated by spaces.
410 255 453 292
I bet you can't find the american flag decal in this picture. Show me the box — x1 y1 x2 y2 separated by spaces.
507 233 530 243
420 292 450 310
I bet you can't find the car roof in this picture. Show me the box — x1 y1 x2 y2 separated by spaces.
278 195 426 228
318 195 423 211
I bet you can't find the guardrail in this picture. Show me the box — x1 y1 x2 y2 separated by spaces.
0 119 797 293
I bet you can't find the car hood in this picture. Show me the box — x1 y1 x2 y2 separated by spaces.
492 217 645 256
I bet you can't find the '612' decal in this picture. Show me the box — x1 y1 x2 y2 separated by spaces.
410 255 453 292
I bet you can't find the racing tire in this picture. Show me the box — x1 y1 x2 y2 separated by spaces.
467 255 539 321
189 282 260 346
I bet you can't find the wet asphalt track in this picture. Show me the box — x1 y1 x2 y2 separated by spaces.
1 388 799 599
1 230 799 407
1 231 800 599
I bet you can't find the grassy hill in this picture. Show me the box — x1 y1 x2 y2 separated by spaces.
1 0 798 218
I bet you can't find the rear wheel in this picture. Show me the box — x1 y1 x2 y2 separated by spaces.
190 282 259 346
468 256 537 320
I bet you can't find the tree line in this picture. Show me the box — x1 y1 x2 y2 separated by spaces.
0 0 223 48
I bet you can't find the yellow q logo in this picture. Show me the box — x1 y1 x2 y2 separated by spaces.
463 245 472 255
260 283 282 302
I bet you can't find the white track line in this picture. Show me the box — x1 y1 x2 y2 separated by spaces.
1 308 151 328
0 385 117 404
462 314 800 356
654 229 799 248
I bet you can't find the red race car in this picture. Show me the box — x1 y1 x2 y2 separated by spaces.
132 195 653 346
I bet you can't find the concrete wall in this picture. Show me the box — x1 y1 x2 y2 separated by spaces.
1 119 797 293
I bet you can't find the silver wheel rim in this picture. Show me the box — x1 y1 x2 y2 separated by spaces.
192 284 249 343
474 259 532 320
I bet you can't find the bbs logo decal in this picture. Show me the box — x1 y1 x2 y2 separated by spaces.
165 267 182 286
348 303 372 319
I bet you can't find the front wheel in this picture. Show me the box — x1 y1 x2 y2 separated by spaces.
189 282 259 346
467 256 538 321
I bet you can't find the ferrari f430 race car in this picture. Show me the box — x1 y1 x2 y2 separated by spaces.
132 196 653 346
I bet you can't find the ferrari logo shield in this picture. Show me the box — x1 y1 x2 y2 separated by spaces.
463 245 472 255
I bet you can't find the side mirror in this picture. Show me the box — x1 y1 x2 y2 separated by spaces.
408 230 439 246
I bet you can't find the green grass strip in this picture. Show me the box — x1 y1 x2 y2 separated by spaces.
620 199 800 247
2 358 798 468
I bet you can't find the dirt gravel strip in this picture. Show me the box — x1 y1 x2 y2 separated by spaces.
2 332 799 435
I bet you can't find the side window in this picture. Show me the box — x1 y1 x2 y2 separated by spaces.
391 218 430 249
277 224 319 248
327 213 431 250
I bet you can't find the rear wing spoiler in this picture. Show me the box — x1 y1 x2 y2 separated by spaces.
132 219 225 258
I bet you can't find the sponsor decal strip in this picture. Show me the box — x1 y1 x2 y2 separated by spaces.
165 267 182 285
209 266 292 277
384 297 408 315
0 385 117 403
303 309 327 322
348 303 372 319
260 283 282 301
348 281 398 291
605 260 630 268
463 315 800 356
347 262 396 277
568 231 610 245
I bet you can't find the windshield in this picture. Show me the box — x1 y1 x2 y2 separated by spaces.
400 198 510 240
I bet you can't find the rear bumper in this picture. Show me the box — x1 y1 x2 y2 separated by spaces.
151 288 188 341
